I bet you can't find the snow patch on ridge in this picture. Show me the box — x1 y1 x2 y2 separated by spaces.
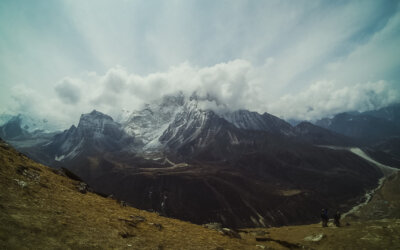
349 147 398 175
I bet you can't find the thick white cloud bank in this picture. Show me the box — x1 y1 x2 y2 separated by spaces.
270 80 398 121
5 60 399 130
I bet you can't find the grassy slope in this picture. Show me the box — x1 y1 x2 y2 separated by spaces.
1 138 399 250
0 140 254 250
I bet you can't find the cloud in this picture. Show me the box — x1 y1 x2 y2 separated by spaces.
8 85 77 130
5 56 400 131
55 78 82 104
1 1 399 129
21 60 400 129
268 81 399 120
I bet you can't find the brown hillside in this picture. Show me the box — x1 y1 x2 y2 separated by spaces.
0 139 254 249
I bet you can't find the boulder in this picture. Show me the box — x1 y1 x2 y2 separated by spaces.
221 228 241 239
304 233 325 242
16 165 40 182
14 179 27 188
77 182 88 194
202 222 223 231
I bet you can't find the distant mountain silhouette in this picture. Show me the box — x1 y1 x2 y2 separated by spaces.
315 103 400 144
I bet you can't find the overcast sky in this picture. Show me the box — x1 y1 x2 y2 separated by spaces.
1 0 399 129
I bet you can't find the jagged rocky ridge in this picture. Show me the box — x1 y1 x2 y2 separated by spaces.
0 116 27 140
315 103 400 166
0 115 58 149
47 110 133 161
3 93 395 228
315 104 400 144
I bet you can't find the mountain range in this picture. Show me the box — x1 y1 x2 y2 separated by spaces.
315 104 400 167
1 93 399 228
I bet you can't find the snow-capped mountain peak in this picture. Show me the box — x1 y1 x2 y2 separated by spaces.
121 93 186 149
0 113 59 133
118 92 298 152
77 110 116 136
48 110 130 162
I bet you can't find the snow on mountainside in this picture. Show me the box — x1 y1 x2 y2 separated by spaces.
76 110 123 139
13 92 391 162
159 98 223 150
120 92 296 152
113 108 132 124
2 92 297 154
121 93 185 150
0 115 60 150
0 114 58 133
48 110 131 161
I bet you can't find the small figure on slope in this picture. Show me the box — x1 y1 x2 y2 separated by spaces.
321 208 329 227
334 210 341 227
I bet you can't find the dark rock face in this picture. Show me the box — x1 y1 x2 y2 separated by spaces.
221 110 294 135
315 103 400 167
294 121 354 146
363 103 400 127
45 110 133 162
315 104 400 144
0 116 25 139
373 137 400 158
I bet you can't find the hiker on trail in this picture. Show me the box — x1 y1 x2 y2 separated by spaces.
334 210 341 227
321 209 328 227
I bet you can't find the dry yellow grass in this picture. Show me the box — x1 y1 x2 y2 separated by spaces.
242 218 400 250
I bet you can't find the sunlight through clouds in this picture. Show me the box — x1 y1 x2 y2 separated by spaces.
0 0 399 128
